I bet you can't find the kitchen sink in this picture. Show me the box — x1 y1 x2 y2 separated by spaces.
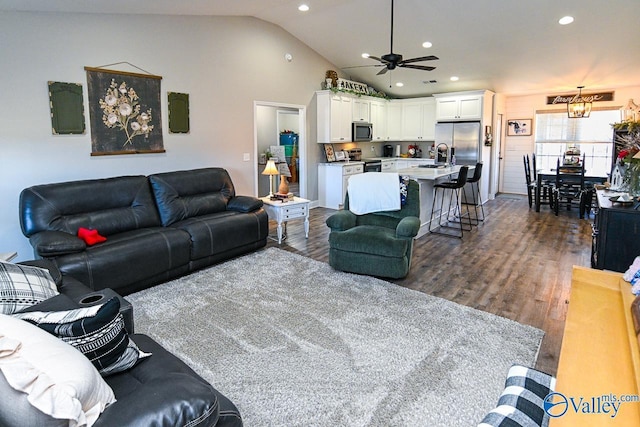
418 164 447 169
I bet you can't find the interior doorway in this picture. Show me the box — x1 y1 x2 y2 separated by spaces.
254 101 307 198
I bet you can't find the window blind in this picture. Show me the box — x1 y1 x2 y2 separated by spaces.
535 109 621 143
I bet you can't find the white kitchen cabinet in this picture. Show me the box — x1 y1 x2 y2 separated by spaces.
386 101 403 141
434 94 482 121
318 162 364 209
316 91 352 143
370 100 387 141
395 160 409 170
381 159 396 171
352 98 370 122
401 98 436 141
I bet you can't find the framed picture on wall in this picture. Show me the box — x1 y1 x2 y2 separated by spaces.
85 66 164 156
269 145 286 163
324 144 336 162
507 119 532 136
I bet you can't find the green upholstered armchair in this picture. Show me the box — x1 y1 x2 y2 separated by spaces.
325 179 421 279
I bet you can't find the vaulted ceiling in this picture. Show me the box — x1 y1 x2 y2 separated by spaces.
2 0 639 98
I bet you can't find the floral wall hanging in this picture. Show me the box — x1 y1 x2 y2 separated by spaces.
85 66 164 155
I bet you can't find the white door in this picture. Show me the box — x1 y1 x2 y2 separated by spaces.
501 120 532 195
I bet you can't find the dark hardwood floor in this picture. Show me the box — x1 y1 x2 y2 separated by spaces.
265 194 593 375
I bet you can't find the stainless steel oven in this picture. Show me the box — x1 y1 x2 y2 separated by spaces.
364 160 381 172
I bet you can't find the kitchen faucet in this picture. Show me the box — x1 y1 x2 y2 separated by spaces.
435 143 449 165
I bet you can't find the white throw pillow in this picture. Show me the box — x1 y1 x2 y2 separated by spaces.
0 313 116 427
0 260 59 314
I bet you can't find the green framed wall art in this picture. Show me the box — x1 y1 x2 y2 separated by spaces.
168 92 190 133
48 81 86 135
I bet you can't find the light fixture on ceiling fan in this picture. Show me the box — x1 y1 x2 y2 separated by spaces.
567 86 592 118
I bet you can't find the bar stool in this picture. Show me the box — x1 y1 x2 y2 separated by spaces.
429 165 472 238
464 162 485 225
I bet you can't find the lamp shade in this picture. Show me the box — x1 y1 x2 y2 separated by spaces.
262 159 279 176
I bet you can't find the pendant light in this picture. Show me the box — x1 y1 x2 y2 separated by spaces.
567 86 592 118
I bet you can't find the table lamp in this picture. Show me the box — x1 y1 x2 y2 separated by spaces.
262 159 279 197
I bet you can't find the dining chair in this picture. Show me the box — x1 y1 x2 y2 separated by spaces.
523 155 536 209
552 157 585 216
532 153 552 206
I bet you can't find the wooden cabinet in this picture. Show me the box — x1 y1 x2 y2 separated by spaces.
370 100 387 141
592 190 640 272
401 99 436 141
318 163 364 209
352 98 370 122
435 94 482 121
316 91 352 143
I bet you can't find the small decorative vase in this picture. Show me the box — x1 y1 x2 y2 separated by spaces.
278 175 289 195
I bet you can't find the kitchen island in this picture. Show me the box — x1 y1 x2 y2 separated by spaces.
396 165 475 238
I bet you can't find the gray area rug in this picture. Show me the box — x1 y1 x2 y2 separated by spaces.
127 247 544 426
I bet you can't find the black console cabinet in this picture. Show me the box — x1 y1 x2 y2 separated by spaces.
592 190 640 272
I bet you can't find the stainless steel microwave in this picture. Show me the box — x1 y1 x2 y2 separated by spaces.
352 122 373 142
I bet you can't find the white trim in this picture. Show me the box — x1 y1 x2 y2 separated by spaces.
253 101 307 199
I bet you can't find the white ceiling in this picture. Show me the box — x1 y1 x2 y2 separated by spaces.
2 0 639 98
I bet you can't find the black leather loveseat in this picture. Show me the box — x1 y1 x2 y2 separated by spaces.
9 260 242 427
19 168 268 295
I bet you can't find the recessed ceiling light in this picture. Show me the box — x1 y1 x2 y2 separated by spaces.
559 16 574 25
422 41 433 48
362 53 370 58
298 4 309 12
450 76 459 81
395 82 404 87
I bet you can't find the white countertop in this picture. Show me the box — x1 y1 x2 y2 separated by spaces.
396 165 474 181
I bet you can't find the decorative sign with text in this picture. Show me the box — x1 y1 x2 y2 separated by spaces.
336 78 369 95
546 91 614 105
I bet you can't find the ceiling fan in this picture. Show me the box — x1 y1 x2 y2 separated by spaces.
365 0 438 75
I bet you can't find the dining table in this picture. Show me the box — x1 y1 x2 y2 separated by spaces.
534 168 609 212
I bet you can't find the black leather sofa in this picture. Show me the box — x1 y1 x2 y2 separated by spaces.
19 168 268 295
14 260 242 427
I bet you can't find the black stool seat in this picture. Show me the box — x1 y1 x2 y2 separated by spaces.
429 166 473 238
464 162 485 224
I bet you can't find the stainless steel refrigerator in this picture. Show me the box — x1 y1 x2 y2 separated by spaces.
434 121 481 166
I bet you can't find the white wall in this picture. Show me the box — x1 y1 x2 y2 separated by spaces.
0 11 337 261
502 86 640 194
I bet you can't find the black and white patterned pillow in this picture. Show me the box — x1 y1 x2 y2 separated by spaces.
14 297 150 376
0 261 59 315
399 175 410 206
478 365 556 427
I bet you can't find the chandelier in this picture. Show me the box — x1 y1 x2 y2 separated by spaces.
567 86 592 118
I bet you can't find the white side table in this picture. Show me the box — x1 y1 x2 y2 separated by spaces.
261 196 310 244
0 252 18 262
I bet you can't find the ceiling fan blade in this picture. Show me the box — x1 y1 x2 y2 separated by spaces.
377 67 389 75
367 55 389 64
342 64 385 70
400 64 436 71
400 55 439 64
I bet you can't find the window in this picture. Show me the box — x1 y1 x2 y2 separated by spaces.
535 109 621 175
